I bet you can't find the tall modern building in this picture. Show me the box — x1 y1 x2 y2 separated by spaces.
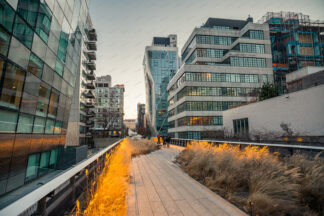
143 35 178 136
66 17 97 147
259 12 324 92
136 103 145 132
167 17 273 139
93 75 124 137
0 0 93 195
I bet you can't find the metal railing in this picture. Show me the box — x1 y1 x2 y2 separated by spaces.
0 139 123 216
170 138 324 154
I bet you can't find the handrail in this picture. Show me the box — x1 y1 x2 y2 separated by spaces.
0 139 123 216
170 138 324 151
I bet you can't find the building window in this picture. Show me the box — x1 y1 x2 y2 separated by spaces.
0 26 10 56
28 53 44 78
35 1 52 43
262 74 268 83
177 86 258 100
45 118 55 134
36 84 51 117
230 57 266 68
39 151 50 175
33 117 45 133
196 35 235 45
17 0 39 28
196 48 224 58
177 101 243 113
0 62 26 109
233 118 249 135
47 90 59 118
0 1 15 32
13 16 34 49
17 113 34 133
239 43 265 53
183 72 259 83
0 109 18 132
25 153 40 182
55 59 64 76
178 116 223 126
243 30 264 40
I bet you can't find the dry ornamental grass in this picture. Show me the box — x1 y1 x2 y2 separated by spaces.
74 138 159 216
176 141 324 216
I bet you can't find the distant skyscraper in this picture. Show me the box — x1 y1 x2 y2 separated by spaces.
260 12 324 92
0 0 93 195
136 103 145 132
167 17 273 139
143 35 178 136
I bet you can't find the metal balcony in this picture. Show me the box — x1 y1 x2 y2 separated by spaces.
86 41 97 51
86 71 96 80
86 28 97 41
84 90 95 99
86 120 94 126
85 101 95 108
85 132 92 137
86 81 95 89
86 111 95 117
83 60 96 70
86 51 96 60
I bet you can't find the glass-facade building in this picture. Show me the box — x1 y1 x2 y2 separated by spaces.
0 0 93 195
143 35 178 136
167 17 273 139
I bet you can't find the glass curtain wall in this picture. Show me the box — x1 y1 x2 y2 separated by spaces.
0 0 90 195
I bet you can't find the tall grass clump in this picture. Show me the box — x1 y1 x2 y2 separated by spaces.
176 141 324 215
74 138 159 216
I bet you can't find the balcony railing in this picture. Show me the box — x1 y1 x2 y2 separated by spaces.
85 101 95 108
85 41 97 51
86 28 97 41
83 60 96 70
86 71 96 80
86 81 95 89
86 110 95 117
84 90 95 99
86 120 94 126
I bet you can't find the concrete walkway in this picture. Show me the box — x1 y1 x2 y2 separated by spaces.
127 146 247 216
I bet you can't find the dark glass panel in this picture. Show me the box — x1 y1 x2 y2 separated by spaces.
47 90 59 118
13 15 34 49
38 151 50 175
35 83 51 116
35 1 52 43
0 26 10 56
28 53 43 78
25 153 40 182
17 0 39 28
0 1 15 32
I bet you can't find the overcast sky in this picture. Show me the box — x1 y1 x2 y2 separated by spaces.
89 0 324 119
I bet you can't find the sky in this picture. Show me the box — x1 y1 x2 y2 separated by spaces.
89 0 324 119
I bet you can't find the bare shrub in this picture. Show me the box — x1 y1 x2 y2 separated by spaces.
176 141 324 215
127 138 159 157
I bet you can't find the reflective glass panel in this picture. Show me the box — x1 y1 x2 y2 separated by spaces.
17 113 34 133
0 63 25 109
13 16 34 49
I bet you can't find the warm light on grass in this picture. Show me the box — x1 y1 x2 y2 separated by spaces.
176 141 324 215
74 138 159 216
